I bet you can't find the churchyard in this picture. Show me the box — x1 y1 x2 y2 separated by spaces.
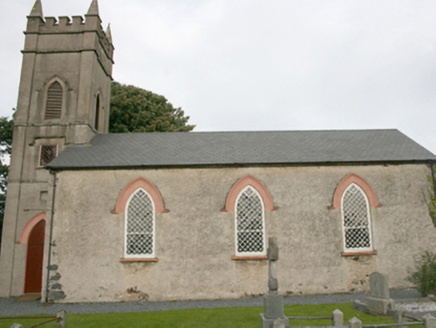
0 303 396 328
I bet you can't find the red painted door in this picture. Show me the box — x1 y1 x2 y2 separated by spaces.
24 220 45 293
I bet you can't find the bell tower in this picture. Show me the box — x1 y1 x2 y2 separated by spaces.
0 0 114 299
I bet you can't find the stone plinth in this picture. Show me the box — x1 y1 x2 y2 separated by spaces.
367 298 395 315
260 313 289 328
264 293 285 319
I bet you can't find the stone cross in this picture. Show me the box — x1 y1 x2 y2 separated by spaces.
268 237 279 293
262 237 289 328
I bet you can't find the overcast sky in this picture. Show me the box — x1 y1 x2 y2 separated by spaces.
2 0 436 153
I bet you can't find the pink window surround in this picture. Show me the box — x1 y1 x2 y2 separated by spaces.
331 173 381 210
112 177 168 214
341 251 378 257
19 212 46 244
222 175 277 212
231 255 268 260
120 258 158 263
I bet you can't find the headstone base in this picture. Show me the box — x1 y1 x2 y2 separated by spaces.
260 313 290 328
353 299 368 313
367 297 395 315
264 293 285 319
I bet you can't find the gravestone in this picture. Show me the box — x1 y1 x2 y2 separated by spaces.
424 314 436 328
366 272 395 314
332 309 344 326
260 237 289 328
349 317 363 328
57 309 67 327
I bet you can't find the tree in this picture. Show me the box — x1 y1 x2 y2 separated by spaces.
0 116 14 245
109 82 195 133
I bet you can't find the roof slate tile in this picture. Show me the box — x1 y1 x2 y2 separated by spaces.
47 129 436 169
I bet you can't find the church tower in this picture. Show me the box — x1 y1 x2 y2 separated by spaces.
0 0 114 299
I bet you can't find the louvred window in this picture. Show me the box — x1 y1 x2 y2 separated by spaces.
45 81 63 120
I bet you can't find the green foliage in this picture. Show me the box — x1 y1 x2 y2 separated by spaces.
109 82 195 133
428 176 436 226
408 251 436 296
0 303 394 327
0 116 13 244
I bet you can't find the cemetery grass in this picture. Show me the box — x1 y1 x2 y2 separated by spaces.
0 303 395 327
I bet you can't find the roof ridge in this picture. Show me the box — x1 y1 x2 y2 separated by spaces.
99 128 400 137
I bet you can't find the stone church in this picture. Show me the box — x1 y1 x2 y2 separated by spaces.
1 0 436 303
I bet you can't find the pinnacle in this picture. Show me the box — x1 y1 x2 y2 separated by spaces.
29 0 43 17
87 0 99 16
106 24 112 44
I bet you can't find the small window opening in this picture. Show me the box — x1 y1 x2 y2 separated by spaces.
95 94 100 130
40 145 58 166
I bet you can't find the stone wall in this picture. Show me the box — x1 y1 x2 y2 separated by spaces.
0 4 113 298
48 164 436 302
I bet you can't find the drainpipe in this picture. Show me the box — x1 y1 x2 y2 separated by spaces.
430 161 436 196
45 169 57 302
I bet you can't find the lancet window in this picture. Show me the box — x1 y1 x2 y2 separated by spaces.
95 94 100 130
235 186 266 256
341 183 373 252
125 188 155 258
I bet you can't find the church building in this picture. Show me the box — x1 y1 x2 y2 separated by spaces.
1 0 436 303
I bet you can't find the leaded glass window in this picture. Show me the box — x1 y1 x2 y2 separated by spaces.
235 186 266 256
341 183 373 251
125 188 155 258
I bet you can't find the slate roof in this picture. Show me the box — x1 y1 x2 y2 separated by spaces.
47 129 436 169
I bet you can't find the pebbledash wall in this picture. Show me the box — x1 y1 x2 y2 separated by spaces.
47 164 436 302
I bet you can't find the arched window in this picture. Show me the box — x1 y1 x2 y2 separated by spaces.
95 94 100 130
125 188 155 258
341 183 373 252
114 178 167 261
235 185 266 256
45 81 63 119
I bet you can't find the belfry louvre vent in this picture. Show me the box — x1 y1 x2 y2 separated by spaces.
45 81 63 119
40 145 58 166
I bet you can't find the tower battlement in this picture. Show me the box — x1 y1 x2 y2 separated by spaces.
24 0 114 67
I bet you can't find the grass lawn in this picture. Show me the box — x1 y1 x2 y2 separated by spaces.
0 302 395 328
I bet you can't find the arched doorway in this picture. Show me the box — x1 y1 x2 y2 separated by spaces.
24 220 46 293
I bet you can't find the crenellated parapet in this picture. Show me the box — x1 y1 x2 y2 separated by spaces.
23 0 114 77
